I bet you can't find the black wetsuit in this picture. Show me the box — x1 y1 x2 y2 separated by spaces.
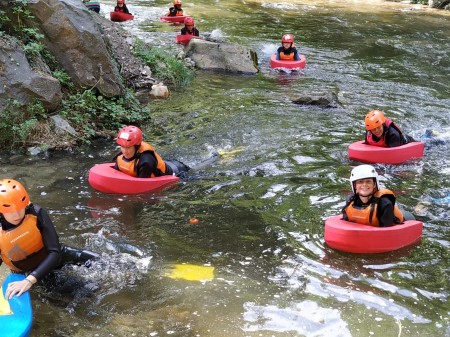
167 6 183 16
0 204 98 281
181 27 199 36
365 124 415 148
0 204 62 281
114 4 130 14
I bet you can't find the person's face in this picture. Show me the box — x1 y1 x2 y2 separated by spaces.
3 209 26 225
186 24 194 31
282 42 291 49
118 3 123 6
370 125 383 137
355 178 376 197
120 146 137 159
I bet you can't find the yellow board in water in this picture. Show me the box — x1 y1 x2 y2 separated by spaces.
0 285 12 315
218 146 245 159
167 264 214 281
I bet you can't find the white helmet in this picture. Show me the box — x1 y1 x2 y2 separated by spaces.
350 165 379 193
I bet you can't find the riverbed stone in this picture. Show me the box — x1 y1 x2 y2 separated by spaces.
50 115 79 136
149 83 170 99
292 91 341 108
0 35 62 112
183 39 259 74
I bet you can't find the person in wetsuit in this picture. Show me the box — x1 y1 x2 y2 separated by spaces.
114 0 131 14
0 179 98 299
113 125 190 178
167 0 183 16
276 33 300 61
364 110 415 148
342 165 414 227
181 16 199 36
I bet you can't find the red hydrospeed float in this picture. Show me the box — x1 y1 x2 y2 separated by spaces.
348 141 424 164
110 11 134 22
324 215 423 254
176 34 203 45
88 163 179 194
270 54 306 70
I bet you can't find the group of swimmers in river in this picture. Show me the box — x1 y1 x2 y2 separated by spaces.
345 110 417 226
112 110 420 230
0 0 433 303
166 0 298 55
86 0 299 55
0 109 422 299
165 0 200 37
84 0 301 60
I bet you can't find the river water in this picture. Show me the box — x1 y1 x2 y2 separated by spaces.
1 0 449 336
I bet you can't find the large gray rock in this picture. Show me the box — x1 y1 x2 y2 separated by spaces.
184 39 259 74
429 0 450 9
26 0 124 97
0 35 62 112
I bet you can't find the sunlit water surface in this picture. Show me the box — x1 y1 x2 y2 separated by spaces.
1 0 449 336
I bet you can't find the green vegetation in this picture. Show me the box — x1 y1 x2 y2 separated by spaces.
0 0 150 151
0 100 46 148
133 39 195 87
0 90 149 149
0 10 9 33
52 69 74 89
58 89 149 145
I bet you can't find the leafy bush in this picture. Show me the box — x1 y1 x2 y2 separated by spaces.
133 39 194 87
0 88 150 149
0 10 10 32
0 99 46 148
58 89 150 144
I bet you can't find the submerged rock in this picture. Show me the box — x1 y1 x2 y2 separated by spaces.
292 91 341 108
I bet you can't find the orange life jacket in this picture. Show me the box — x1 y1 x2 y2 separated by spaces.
366 118 404 147
116 142 167 177
0 214 46 272
279 44 297 61
343 189 404 227
279 51 295 61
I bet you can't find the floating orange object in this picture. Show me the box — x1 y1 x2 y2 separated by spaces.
189 218 199 225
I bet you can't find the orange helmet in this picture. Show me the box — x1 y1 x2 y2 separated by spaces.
116 125 143 147
184 16 194 26
365 110 386 130
0 179 30 214
174 0 182 5
281 34 294 43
